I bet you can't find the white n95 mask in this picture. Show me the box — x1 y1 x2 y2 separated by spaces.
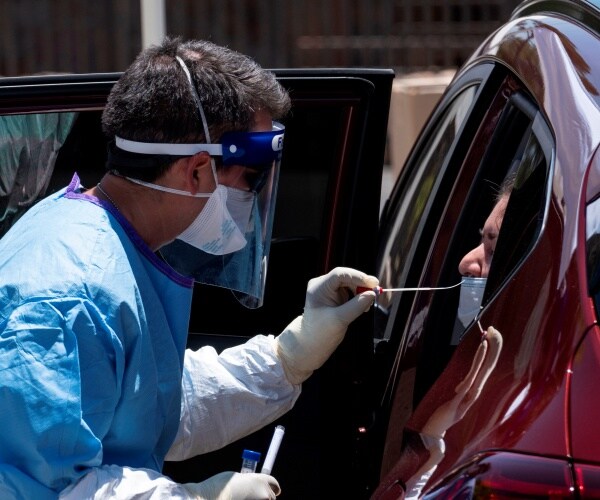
123 176 255 255
450 277 486 345
177 184 254 255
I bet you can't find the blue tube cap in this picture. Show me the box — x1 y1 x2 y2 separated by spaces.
242 449 261 461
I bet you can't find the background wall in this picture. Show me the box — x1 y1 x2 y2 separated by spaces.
1 0 521 77
0 0 523 183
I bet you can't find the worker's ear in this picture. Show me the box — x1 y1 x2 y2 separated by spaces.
184 152 213 195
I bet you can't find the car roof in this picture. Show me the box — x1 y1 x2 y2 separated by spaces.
514 0 600 28
464 0 600 202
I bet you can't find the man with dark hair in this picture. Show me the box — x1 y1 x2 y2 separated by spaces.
0 38 378 499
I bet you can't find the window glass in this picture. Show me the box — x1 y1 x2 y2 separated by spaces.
483 127 550 301
415 102 552 400
0 102 354 245
273 104 342 240
587 196 600 317
0 112 77 236
378 88 554 488
375 85 478 341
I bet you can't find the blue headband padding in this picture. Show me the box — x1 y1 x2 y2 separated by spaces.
221 124 284 168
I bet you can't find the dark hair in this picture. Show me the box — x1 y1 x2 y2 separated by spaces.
496 171 517 203
102 37 291 180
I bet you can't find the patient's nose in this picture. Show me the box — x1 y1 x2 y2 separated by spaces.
458 243 485 278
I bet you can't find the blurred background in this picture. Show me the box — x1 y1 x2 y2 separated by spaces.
0 0 522 192
0 0 521 77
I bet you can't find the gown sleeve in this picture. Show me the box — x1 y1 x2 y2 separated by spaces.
165 334 301 461
0 299 204 499
61 336 301 498
0 299 115 496
58 465 196 499
0 298 299 496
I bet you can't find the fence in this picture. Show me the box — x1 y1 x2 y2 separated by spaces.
1 0 521 77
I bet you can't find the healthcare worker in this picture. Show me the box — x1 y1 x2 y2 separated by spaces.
0 38 379 499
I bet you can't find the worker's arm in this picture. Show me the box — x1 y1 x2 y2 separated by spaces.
167 267 377 461
166 334 300 460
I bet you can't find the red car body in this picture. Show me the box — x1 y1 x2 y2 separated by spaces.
2 1 600 498
370 1 600 497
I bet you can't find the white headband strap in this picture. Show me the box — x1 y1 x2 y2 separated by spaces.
175 55 212 145
114 57 221 159
115 136 223 156
174 55 218 181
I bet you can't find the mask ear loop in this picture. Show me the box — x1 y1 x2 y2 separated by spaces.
477 317 489 341
175 55 219 188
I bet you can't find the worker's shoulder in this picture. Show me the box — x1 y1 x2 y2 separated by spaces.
18 192 116 247
0 200 139 311
1 193 126 277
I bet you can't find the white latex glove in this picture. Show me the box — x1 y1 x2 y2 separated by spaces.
183 472 280 500
59 466 278 500
276 266 379 384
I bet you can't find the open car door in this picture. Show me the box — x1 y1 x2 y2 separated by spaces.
0 68 393 498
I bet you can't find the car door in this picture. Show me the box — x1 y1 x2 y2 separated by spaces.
362 63 506 493
0 68 393 499
368 61 558 498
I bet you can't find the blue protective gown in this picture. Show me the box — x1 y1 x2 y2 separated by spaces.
0 174 299 498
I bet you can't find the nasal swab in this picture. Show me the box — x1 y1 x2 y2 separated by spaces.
356 280 464 295
261 425 285 475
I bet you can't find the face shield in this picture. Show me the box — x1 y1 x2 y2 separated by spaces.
112 55 284 308
159 123 284 309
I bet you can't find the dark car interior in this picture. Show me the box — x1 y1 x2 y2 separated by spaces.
0 69 393 498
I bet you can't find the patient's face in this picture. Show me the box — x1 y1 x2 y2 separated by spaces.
458 195 509 278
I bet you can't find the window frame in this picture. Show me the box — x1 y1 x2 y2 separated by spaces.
372 63 505 406
413 89 555 404
373 65 556 483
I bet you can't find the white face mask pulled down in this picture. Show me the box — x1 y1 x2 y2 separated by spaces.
126 176 255 255
450 277 487 345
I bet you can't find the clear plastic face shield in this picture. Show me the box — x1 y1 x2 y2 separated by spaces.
114 56 284 308
159 126 283 309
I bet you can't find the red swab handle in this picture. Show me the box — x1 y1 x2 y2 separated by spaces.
356 286 383 295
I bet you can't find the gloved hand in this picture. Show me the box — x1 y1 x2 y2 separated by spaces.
182 471 280 499
276 267 379 385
